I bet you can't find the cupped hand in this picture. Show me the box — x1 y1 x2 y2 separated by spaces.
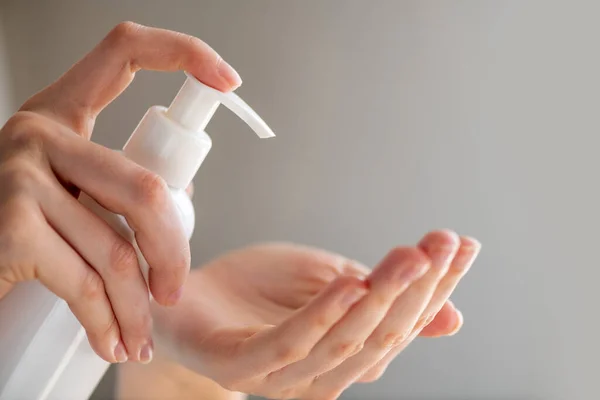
151 230 481 399
0 22 241 363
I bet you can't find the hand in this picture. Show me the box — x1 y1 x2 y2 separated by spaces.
150 230 481 399
0 22 241 363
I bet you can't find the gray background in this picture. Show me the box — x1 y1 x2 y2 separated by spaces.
1 1 598 399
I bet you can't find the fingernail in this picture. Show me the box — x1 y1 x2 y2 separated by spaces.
167 286 184 305
217 58 242 89
139 341 153 364
449 309 464 336
113 341 128 363
341 286 367 307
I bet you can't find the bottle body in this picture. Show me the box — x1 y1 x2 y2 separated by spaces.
0 183 194 400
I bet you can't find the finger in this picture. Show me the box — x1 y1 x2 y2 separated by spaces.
419 300 463 337
42 125 190 306
358 302 464 385
0 169 124 363
22 22 241 137
40 175 153 363
232 276 368 381
410 236 480 336
385 236 479 348
266 246 432 393
304 230 460 399
338 258 371 279
32 223 125 364
357 301 463 384
360 236 480 382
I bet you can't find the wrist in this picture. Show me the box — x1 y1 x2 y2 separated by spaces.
116 269 245 400
116 356 246 400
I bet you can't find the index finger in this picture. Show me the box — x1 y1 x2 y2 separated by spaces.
37 115 191 306
21 22 242 138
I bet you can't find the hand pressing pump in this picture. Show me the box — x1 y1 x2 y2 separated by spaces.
0 73 275 400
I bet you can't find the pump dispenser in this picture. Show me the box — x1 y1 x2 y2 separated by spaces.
124 73 274 190
0 73 274 400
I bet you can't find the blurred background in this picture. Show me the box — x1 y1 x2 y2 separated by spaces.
1 0 598 399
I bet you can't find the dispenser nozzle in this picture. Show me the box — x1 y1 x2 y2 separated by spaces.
166 72 275 138
124 72 275 189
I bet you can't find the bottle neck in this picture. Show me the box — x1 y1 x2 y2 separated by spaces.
123 106 212 189
166 78 220 132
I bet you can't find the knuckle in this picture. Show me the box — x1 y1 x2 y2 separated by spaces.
107 21 143 44
329 340 363 360
79 271 106 301
1 158 48 193
275 343 309 364
415 313 435 330
126 312 152 337
108 239 138 275
376 330 409 349
1 112 46 151
2 111 35 135
137 171 169 212
182 33 202 49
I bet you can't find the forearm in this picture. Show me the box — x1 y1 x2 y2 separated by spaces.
116 359 247 400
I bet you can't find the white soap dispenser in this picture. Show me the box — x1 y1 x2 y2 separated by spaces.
0 73 274 400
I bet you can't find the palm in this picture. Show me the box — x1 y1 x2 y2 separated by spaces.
152 243 360 381
160 242 456 355
194 243 357 329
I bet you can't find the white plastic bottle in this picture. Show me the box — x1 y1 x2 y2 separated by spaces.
0 73 275 400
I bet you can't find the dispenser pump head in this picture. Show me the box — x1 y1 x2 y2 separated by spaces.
123 72 274 189
167 72 275 138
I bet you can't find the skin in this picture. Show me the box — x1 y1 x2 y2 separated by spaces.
119 230 480 399
0 22 241 364
0 22 482 399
